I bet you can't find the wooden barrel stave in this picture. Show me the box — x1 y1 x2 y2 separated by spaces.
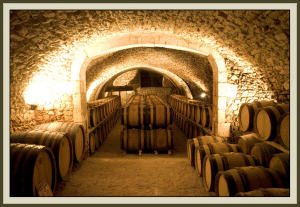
201 106 213 129
194 143 242 177
89 132 95 155
250 142 279 167
277 112 290 150
215 166 287 196
202 152 260 192
237 133 261 155
253 104 290 141
238 100 275 132
31 122 85 163
148 125 173 152
269 153 290 178
10 143 57 197
187 136 225 167
121 127 145 152
10 130 73 181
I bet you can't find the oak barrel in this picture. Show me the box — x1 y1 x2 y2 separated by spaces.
238 100 275 132
187 100 202 121
146 95 172 128
95 106 101 125
120 127 145 152
235 188 290 197
253 104 290 141
88 108 97 128
194 105 204 124
98 125 104 144
190 123 203 138
250 142 279 167
202 152 260 192
277 112 290 150
122 103 143 127
93 129 100 150
194 143 242 177
188 122 198 139
215 166 287 196
237 133 261 155
201 106 213 128
147 125 173 152
187 136 224 168
89 133 95 155
184 120 190 137
10 130 73 181
269 153 290 178
179 116 185 131
10 143 57 196
31 122 85 163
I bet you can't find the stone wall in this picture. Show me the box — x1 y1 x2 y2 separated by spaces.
9 10 290 136
109 69 178 105
86 47 213 102
225 58 289 139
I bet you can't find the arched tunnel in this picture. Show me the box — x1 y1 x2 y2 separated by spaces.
5 7 295 203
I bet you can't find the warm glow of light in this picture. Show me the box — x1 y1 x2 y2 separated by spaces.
87 79 102 100
24 73 74 106
201 93 206 98
86 66 194 101
24 82 54 105
196 81 208 92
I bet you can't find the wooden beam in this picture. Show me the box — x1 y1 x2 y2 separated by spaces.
105 86 134 92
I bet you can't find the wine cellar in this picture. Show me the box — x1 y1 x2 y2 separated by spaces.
6 7 295 203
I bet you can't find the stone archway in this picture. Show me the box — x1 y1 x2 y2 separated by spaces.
93 66 193 101
71 32 232 138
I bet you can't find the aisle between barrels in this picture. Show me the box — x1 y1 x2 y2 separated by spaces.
54 119 214 197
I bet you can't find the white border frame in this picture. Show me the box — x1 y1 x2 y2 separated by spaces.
3 3 297 204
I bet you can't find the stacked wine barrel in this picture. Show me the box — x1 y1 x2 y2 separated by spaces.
10 95 122 197
10 121 86 196
87 95 121 155
202 100 291 197
10 143 57 196
201 136 290 197
87 95 121 129
186 137 290 196
213 150 290 196
238 100 290 150
120 95 173 155
182 99 290 197
167 94 212 139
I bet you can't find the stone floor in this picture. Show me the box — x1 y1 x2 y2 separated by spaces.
54 119 215 199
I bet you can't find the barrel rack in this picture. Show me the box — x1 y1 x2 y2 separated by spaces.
167 94 213 139
87 107 121 134
87 95 121 134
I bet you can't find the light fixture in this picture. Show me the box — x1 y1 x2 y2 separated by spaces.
200 93 206 98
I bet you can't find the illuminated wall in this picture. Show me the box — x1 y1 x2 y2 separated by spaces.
85 47 212 102
10 10 290 138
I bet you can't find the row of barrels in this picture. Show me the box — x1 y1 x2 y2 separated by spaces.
120 124 173 155
10 121 86 196
89 108 121 155
167 94 213 129
173 112 208 139
238 100 290 150
122 95 172 129
10 107 122 197
88 95 121 128
186 135 290 196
